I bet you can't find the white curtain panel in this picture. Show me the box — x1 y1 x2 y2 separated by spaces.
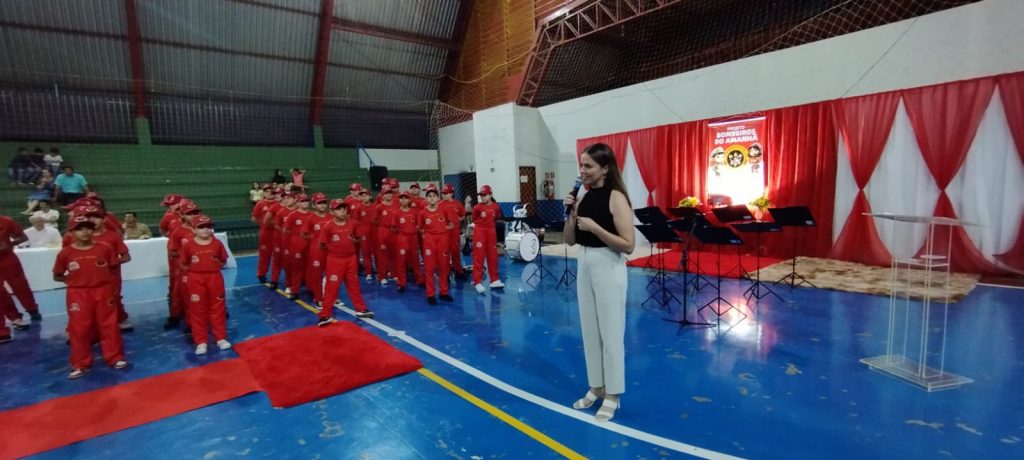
832 133 857 244
953 87 1024 259
864 100 938 261
621 139 650 247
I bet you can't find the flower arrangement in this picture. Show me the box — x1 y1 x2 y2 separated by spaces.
678 196 699 207
749 195 770 210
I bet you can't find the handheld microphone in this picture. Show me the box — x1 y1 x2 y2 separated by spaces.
566 176 583 215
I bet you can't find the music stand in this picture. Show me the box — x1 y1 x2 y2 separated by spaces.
693 224 746 328
556 225 576 290
636 224 683 312
635 207 670 270
769 206 817 289
523 216 554 286
661 215 713 330
732 221 783 301
711 205 755 280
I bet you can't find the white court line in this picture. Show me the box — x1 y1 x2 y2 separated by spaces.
977 282 1024 290
335 305 744 460
40 283 265 319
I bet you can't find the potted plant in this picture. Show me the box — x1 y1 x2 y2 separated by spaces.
749 195 770 221
678 196 699 208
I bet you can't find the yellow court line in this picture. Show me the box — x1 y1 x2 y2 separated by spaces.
271 288 585 459
417 368 586 460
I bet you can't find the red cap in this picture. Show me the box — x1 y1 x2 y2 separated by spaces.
330 198 348 210
388 178 399 188
81 206 104 218
424 184 440 196
67 215 96 231
261 183 274 191
62 198 97 210
179 202 200 215
398 191 410 198
382 185 394 194
162 194 182 206
192 214 214 228
359 188 370 196
409 182 421 189
441 184 454 194
349 183 364 191
478 185 493 195
295 193 310 202
311 192 328 204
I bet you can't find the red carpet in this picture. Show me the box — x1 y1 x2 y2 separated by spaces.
234 322 423 408
628 249 784 278
0 359 260 459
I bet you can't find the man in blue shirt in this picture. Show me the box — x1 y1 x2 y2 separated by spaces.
54 165 89 206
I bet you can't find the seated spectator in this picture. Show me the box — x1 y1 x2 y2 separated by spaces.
19 215 62 248
43 147 63 176
27 148 46 183
22 169 56 214
122 212 152 240
249 182 262 206
31 200 60 230
271 169 286 185
7 147 33 185
54 165 89 205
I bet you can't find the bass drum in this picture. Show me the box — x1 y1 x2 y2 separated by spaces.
505 231 539 262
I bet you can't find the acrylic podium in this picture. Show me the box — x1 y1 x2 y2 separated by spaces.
859 213 973 391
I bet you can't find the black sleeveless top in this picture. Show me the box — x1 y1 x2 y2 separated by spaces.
575 184 618 248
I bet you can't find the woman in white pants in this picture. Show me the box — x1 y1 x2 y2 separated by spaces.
563 143 635 422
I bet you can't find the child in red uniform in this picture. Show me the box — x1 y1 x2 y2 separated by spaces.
53 216 127 379
393 191 424 293
472 185 505 294
0 290 11 343
253 184 277 284
374 187 398 285
355 189 376 280
0 214 41 325
317 199 374 327
83 207 132 331
440 184 467 278
167 202 200 330
304 192 333 307
418 185 453 305
267 192 296 290
179 214 230 355
159 194 183 236
284 194 312 299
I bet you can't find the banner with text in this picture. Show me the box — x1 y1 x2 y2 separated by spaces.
706 117 766 206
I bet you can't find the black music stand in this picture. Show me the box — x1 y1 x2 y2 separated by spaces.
636 224 683 312
693 224 747 328
556 226 576 290
732 221 783 301
769 206 817 289
711 205 755 279
523 216 554 287
635 207 670 270
661 215 713 330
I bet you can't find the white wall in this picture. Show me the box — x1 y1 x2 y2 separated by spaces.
359 148 438 170
437 120 475 176
473 104 519 199
513 105 562 200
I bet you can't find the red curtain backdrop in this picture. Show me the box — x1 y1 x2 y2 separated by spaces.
903 78 1001 274
761 102 839 258
576 133 629 170
994 73 1024 272
654 121 709 211
627 127 659 206
829 92 900 266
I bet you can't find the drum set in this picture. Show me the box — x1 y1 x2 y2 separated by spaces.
504 204 542 263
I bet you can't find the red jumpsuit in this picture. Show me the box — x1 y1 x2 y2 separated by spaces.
1 289 17 337
353 200 376 275
168 225 195 319
269 204 295 284
374 202 397 282
284 210 313 294
253 199 278 279
0 216 40 317
418 206 451 298
471 202 501 285
304 212 333 304
393 207 424 288
158 210 177 236
441 199 467 276
318 219 369 319
93 230 129 323
165 216 185 316
53 243 124 370
180 237 228 346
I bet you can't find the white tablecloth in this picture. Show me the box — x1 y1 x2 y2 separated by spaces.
13 233 237 292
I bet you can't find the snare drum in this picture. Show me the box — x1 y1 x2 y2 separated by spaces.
504 231 539 262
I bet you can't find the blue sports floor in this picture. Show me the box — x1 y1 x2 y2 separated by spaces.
2 253 1023 459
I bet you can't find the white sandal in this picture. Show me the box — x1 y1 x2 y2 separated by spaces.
572 390 603 410
595 398 620 422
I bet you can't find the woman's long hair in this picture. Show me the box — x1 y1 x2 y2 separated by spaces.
581 143 632 208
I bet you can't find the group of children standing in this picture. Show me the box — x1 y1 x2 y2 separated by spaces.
251 178 506 324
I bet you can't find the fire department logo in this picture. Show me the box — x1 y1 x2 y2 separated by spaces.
480 211 487 218
296 219 303 225
476 242 483 248
425 218 432 225
68 261 80 271
260 244 266 250
382 210 389 216
190 294 200 302
425 249 432 256
191 255 200 264
361 211 367 217
284 249 290 255
329 274 338 281
313 260 320 267
294 253 302 259
314 224 321 230
399 249 406 255
380 244 387 250
182 275 188 282
400 217 406 224
332 234 340 242
69 302 81 312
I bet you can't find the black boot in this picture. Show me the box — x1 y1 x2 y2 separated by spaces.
163 316 181 330
426 296 438 305
28 310 42 321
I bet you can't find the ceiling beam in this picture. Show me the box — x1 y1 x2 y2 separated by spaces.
309 0 335 126
332 18 455 50
123 0 147 118
438 0 474 101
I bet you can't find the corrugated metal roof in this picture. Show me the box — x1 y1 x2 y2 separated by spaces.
329 30 447 77
144 44 312 99
324 67 439 104
334 0 460 40
0 28 132 90
252 0 320 14
137 0 316 59
0 0 127 34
